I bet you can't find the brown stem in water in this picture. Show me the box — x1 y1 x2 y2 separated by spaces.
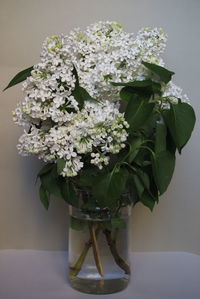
70 224 130 277
88 222 104 277
103 228 130 275
70 227 100 276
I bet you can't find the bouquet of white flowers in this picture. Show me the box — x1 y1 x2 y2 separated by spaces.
4 21 196 294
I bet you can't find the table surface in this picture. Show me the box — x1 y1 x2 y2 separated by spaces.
0 250 200 299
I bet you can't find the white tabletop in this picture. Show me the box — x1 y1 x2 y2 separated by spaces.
0 250 199 299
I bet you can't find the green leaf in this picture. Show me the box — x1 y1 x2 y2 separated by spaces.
140 112 158 137
79 86 98 102
131 169 155 207
166 130 177 154
151 81 163 94
133 174 144 198
73 86 98 109
76 168 98 187
152 150 175 195
125 96 155 131
134 147 151 167
155 121 167 153
72 66 98 109
140 190 155 211
37 163 54 177
72 86 84 109
112 79 152 87
118 81 161 102
57 158 66 174
70 216 86 231
40 165 63 199
127 136 144 163
3 66 34 91
76 176 94 187
137 169 150 190
116 80 162 101
120 87 136 102
92 168 128 207
72 86 98 109
162 102 196 153
60 180 79 207
112 79 161 91
72 64 80 85
39 184 50 210
142 61 175 84
111 218 126 229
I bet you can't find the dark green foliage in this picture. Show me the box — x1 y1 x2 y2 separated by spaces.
39 184 50 210
125 96 155 131
72 66 98 109
155 121 167 154
3 66 34 91
152 150 175 195
37 163 79 209
92 167 128 208
110 63 195 210
162 102 196 153
76 168 99 187
40 164 63 199
37 163 54 177
142 61 175 84
113 79 162 97
59 180 79 207
57 158 66 174
127 136 144 163
140 191 155 211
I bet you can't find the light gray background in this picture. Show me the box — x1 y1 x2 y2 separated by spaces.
0 0 199 253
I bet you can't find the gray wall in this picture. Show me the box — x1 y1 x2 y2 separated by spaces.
0 0 200 253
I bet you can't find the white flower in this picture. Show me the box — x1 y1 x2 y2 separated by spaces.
61 156 84 177
14 21 189 177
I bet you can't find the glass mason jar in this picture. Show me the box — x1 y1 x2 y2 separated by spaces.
68 193 132 294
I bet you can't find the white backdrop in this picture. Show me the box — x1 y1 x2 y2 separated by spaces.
0 0 200 253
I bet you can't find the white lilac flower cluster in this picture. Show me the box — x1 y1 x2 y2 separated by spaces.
13 21 188 177
17 100 129 176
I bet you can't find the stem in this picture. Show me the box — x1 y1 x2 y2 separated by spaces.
70 227 100 276
139 145 155 157
70 240 91 276
88 222 104 277
121 161 137 172
123 140 154 163
113 228 119 242
103 228 130 275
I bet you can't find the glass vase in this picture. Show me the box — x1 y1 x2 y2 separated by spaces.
68 198 132 294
